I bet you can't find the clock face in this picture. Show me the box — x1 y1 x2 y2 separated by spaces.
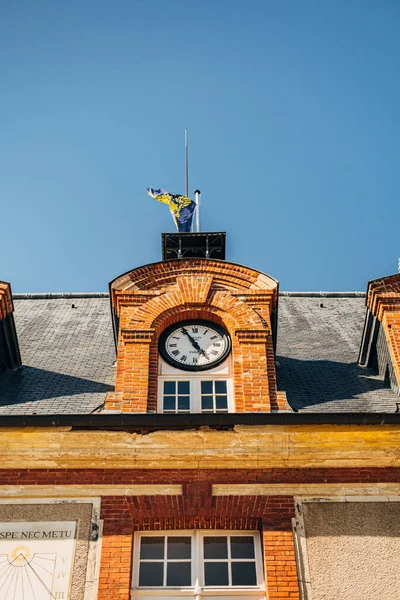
159 320 231 371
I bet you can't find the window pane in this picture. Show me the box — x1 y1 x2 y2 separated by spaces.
178 395 190 411
167 536 191 559
203 536 228 559
139 562 163 586
215 381 227 394
140 537 164 559
231 536 255 559
216 395 228 410
201 381 213 394
231 561 257 586
201 396 213 411
167 562 191 586
164 381 176 394
163 396 175 411
204 561 229 586
178 381 190 394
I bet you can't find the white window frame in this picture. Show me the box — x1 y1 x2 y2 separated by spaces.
157 377 234 414
131 530 265 599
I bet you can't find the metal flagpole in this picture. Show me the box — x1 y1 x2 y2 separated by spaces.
185 128 189 199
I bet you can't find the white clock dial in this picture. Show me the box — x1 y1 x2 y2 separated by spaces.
159 321 231 371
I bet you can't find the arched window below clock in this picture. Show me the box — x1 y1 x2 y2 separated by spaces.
158 320 234 414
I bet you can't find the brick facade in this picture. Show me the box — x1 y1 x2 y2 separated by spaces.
3 259 400 599
4 466 400 599
97 493 299 600
106 259 288 412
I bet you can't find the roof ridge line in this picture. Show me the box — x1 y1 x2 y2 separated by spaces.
279 291 365 297
12 291 366 299
13 292 109 299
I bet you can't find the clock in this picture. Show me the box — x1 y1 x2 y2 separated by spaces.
159 320 231 371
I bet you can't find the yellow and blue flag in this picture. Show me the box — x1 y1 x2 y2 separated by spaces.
147 187 196 232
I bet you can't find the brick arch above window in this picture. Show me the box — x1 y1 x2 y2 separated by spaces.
110 259 278 296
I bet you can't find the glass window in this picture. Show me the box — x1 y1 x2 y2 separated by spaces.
201 380 228 413
160 379 231 413
138 535 192 587
202 535 257 587
162 380 191 413
134 531 261 594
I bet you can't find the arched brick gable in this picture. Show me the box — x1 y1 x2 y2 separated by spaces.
107 259 284 413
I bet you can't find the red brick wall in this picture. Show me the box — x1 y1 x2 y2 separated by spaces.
263 527 300 599
98 497 134 600
0 466 399 485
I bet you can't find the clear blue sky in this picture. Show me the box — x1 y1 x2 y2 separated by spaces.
1 0 399 292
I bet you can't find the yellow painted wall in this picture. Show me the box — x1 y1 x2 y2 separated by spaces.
1 424 400 469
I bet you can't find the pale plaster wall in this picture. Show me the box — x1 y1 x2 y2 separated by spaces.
302 502 400 600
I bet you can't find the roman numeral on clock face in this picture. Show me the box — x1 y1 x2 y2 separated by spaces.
171 350 179 356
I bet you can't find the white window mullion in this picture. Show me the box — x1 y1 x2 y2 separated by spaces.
194 529 200 592
163 536 167 587
227 533 232 587
227 378 234 412
191 379 197 413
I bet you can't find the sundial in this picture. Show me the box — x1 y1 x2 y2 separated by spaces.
0 521 76 599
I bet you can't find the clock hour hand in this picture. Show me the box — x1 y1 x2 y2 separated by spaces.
180 327 201 351
181 328 209 360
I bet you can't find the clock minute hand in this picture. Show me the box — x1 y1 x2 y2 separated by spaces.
181 328 201 351
181 328 209 360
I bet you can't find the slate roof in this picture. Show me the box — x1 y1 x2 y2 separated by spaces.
277 296 397 412
0 294 397 415
0 297 115 415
